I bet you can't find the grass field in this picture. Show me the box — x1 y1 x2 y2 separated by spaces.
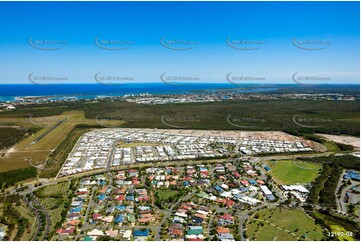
35 181 72 234
323 141 341 152
14 202 37 240
0 110 124 172
157 190 179 200
267 160 321 185
247 208 324 241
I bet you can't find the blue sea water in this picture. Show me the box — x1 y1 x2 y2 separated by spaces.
0 83 277 102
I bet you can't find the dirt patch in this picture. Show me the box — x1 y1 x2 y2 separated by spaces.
317 133 360 149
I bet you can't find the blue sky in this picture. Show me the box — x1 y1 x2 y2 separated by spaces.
0 1 359 84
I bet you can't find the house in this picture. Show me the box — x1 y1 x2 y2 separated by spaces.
128 169 139 177
88 229 104 236
114 214 125 223
56 227 75 235
63 220 80 227
101 215 114 223
116 194 125 202
218 214 234 225
226 199 235 208
191 216 204 224
215 185 224 192
92 213 102 220
169 228 183 238
106 229 118 238
218 233 235 241
187 228 203 235
122 230 132 240
133 229 149 237
216 227 230 234
173 216 185 223
97 194 106 201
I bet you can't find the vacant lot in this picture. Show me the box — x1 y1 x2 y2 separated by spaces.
267 160 321 185
157 190 179 200
317 133 360 149
247 208 324 241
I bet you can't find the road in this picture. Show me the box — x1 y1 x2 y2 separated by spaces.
22 195 42 241
30 193 51 240
154 190 196 241
3 151 335 195
22 193 51 241
75 189 96 240
106 141 116 171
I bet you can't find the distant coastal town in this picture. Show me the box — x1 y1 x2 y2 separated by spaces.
0 90 357 110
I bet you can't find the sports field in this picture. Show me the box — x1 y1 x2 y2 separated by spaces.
0 111 124 172
267 160 321 185
246 208 324 241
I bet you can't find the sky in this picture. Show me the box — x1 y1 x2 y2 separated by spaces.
0 1 359 84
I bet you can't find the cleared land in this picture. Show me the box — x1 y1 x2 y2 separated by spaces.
157 190 179 200
247 208 324 241
316 133 360 149
267 160 321 185
0 111 124 172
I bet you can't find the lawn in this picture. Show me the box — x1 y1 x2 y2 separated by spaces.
247 222 295 241
157 190 179 200
267 160 321 185
247 208 324 241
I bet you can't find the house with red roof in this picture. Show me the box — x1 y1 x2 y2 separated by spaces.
56 227 75 235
